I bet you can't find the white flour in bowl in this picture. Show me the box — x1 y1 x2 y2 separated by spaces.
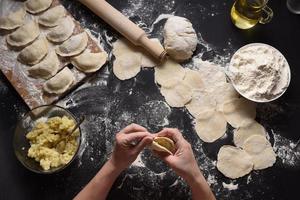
228 43 290 102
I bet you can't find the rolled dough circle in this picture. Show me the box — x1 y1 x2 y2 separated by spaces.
217 145 253 179
242 135 276 170
233 121 266 147
195 110 227 143
222 98 256 128
113 53 141 80
155 59 185 87
160 79 192 107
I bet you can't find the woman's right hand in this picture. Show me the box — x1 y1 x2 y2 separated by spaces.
154 128 202 184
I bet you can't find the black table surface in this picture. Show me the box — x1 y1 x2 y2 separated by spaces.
1 0 300 200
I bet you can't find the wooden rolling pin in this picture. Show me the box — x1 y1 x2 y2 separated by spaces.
79 0 167 61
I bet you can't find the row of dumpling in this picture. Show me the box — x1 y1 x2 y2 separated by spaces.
0 0 108 95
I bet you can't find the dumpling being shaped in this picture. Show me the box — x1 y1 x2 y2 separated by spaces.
0 7 26 30
70 49 108 73
38 5 66 27
56 32 88 57
25 0 53 14
28 51 59 79
18 38 48 65
7 20 40 47
47 16 75 43
43 67 75 94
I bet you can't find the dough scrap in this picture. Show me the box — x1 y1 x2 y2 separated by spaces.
195 110 227 143
185 89 216 118
217 145 253 179
160 79 192 107
233 121 266 147
163 16 197 61
182 68 204 90
38 5 66 27
28 50 59 79
56 32 88 57
0 7 26 30
6 20 40 47
196 60 227 91
43 67 74 94
151 137 175 155
18 38 48 65
155 59 185 86
222 98 256 128
113 53 141 80
25 0 53 14
71 49 108 73
242 135 276 170
47 16 75 43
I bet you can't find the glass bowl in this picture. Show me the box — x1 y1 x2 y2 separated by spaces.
13 105 81 174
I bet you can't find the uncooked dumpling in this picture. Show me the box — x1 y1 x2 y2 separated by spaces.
28 51 59 79
0 7 26 30
71 50 108 73
18 38 48 65
6 20 40 47
38 5 66 27
56 32 88 57
43 67 74 94
160 79 192 107
25 0 53 14
113 53 141 80
233 121 266 147
47 16 75 43
222 98 256 128
195 109 227 143
242 135 276 170
151 137 175 155
155 59 185 87
163 16 197 61
217 145 253 179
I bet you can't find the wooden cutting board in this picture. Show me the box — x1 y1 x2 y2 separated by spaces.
0 0 106 109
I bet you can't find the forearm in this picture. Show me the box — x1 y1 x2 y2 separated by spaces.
186 172 216 200
74 159 123 200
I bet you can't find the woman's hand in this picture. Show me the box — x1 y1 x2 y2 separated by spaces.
154 128 202 183
109 123 154 171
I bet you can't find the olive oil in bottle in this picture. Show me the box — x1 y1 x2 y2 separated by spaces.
231 0 273 29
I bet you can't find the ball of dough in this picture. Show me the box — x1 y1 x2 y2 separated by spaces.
163 16 198 61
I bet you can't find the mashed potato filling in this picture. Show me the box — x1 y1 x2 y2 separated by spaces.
26 116 79 170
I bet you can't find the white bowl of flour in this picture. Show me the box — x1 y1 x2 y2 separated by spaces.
227 43 291 103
